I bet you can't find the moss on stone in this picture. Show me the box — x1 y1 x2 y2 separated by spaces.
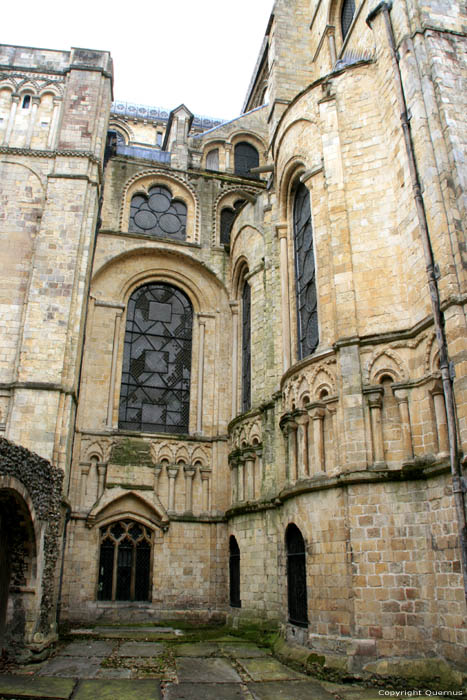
110 439 153 467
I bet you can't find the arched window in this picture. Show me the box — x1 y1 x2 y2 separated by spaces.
234 142 259 178
21 95 31 109
206 148 219 170
229 535 241 607
293 182 318 360
286 524 308 627
119 283 193 434
242 280 251 412
97 520 153 601
220 208 235 246
341 0 356 40
129 185 187 240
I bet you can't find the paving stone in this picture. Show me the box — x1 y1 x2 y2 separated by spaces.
176 657 242 683
173 642 220 657
247 680 335 699
73 678 161 700
38 655 102 678
221 643 270 658
238 657 306 681
165 683 246 700
117 641 166 657
60 640 115 657
96 667 133 679
0 674 76 698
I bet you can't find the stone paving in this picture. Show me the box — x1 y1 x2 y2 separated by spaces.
0 632 463 699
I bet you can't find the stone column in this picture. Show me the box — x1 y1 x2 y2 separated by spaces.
153 465 162 494
167 465 179 512
25 96 40 148
184 465 196 512
431 383 449 457
230 302 239 418
327 402 338 471
276 225 291 372
229 457 238 504
80 464 90 507
254 445 263 500
106 309 123 429
367 389 385 467
393 388 414 462
3 94 19 146
47 97 61 149
200 468 211 512
196 316 206 433
237 455 245 502
244 449 256 501
308 405 326 474
225 143 233 172
280 414 297 482
97 463 107 499
327 26 337 65
295 411 309 479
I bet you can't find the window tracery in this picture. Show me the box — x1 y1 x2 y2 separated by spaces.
293 182 318 360
242 280 251 412
341 0 356 40
234 142 259 179
129 185 187 240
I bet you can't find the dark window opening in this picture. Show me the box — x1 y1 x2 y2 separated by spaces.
98 519 153 602
293 182 318 360
22 95 31 109
341 0 356 40
241 280 251 412
119 283 193 434
220 208 235 246
129 185 187 240
286 524 308 627
234 142 259 179
229 536 241 607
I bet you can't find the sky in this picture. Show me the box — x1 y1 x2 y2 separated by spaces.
3 0 275 120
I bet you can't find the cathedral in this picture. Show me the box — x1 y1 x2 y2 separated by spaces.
0 0 466 683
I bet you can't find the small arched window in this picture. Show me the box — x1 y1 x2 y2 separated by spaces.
234 142 259 178
22 95 31 109
220 208 235 246
229 536 241 607
129 185 187 240
286 524 308 627
98 520 153 601
119 283 193 434
341 0 356 40
241 279 251 412
293 182 318 360
206 148 219 171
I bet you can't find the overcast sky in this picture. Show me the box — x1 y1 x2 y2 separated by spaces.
3 0 274 119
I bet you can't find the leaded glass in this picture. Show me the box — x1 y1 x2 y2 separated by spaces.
293 183 318 359
119 284 193 434
242 280 251 412
129 185 187 240
234 142 259 178
341 0 356 40
286 524 308 627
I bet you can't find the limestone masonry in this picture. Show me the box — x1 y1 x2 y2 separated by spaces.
0 0 466 684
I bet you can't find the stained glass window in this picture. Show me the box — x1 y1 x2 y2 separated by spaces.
242 280 251 412
119 283 193 434
234 142 259 178
97 519 153 602
286 524 308 627
293 183 318 360
341 0 356 40
129 185 187 240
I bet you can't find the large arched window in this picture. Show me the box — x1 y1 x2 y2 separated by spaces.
97 520 153 601
341 0 356 40
293 182 318 360
241 280 251 412
119 283 193 434
234 142 259 178
129 185 187 240
286 524 308 627
229 535 241 607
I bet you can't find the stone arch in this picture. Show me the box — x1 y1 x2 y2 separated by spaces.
119 170 200 242
366 349 407 385
424 332 440 374
108 119 133 144
89 489 169 529
213 186 257 247
277 156 306 222
191 446 209 466
175 445 190 464
297 375 311 406
309 364 337 400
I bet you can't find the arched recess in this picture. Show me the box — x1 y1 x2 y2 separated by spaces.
231 257 251 415
229 535 241 608
119 171 199 243
213 187 257 247
285 523 308 628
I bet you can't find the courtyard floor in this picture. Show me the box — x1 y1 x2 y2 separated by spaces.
0 626 464 699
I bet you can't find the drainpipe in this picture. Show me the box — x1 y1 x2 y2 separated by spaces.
367 1 467 604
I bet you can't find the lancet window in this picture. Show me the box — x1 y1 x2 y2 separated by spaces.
286 523 308 627
341 0 356 40
241 280 251 412
293 182 318 360
119 283 193 434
